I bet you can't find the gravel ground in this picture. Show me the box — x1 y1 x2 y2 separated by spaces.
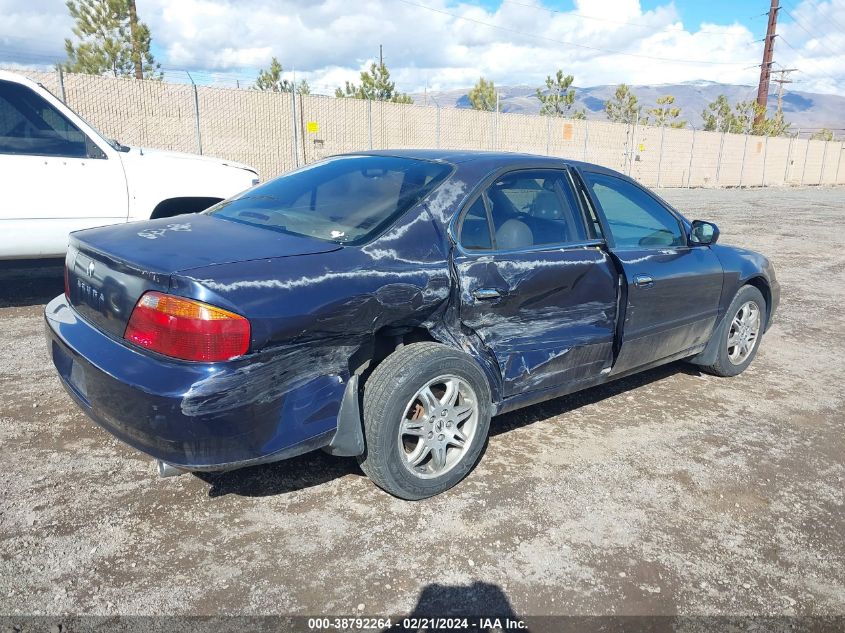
1 186 843 625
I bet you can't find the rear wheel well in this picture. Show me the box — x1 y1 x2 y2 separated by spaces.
349 327 438 379
150 197 223 219
331 327 440 459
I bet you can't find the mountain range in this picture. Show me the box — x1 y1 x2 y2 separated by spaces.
411 81 844 135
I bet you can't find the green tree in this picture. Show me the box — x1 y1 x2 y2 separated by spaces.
335 61 412 103
731 100 762 134
746 103 790 136
254 57 309 94
760 110 790 137
536 70 584 118
468 77 499 112
702 94 733 132
811 128 834 141
647 94 685 128
605 84 640 124
703 95 789 136
62 0 160 79
732 100 788 136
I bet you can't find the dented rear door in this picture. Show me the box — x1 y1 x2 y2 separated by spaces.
454 168 618 398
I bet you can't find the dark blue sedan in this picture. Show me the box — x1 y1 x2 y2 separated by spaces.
45 151 779 499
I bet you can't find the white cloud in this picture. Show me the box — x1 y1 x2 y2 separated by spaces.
143 0 765 91
774 0 845 94
0 0 842 97
0 0 72 64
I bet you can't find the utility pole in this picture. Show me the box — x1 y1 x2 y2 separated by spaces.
755 0 780 127
128 0 143 80
379 44 383 68
772 68 797 115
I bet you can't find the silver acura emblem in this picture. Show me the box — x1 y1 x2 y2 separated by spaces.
87 261 96 278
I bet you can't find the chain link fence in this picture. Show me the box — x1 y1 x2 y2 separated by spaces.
9 67 845 186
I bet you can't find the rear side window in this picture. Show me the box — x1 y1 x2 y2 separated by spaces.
458 169 588 252
460 198 493 250
488 171 586 248
0 80 88 157
583 172 685 249
209 155 452 245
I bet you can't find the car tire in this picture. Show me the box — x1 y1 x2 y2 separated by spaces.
358 342 492 500
701 285 767 377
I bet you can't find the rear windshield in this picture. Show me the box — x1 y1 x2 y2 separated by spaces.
207 155 452 245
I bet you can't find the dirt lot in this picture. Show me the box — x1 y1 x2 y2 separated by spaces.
1 187 843 623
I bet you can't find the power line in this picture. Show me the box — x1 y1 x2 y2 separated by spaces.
395 0 758 66
781 7 845 59
777 35 841 86
781 0 845 46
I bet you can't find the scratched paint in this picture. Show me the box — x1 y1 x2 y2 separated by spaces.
137 222 193 240
46 150 780 473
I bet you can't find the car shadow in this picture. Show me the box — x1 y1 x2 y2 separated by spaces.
387 581 529 632
195 450 364 498
389 581 683 632
0 259 65 308
200 361 703 499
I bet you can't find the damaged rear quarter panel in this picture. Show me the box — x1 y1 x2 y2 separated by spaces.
164 186 467 455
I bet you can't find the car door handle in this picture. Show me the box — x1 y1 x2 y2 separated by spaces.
473 288 502 300
634 274 654 288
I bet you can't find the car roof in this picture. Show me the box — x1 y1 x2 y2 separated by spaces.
346 149 625 177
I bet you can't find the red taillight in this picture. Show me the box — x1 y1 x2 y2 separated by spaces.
64 264 70 299
124 292 250 362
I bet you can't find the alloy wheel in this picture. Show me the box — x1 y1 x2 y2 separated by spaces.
727 300 761 365
397 375 479 479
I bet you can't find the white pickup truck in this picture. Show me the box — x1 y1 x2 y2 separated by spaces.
0 70 258 259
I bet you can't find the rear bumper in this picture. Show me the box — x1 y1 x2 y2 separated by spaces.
44 295 346 471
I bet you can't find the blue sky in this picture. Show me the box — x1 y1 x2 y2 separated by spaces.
465 0 815 41
622 0 765 33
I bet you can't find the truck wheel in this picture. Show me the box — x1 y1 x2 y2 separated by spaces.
701 285 766 377
358 342 492 500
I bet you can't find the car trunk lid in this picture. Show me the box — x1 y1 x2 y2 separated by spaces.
66 214 340 338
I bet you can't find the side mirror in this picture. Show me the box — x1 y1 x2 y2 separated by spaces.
690 220 720 246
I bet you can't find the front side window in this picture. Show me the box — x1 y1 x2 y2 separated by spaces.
567 170 604 240
583 172 685 249
209 155 452 245
0 80 88 157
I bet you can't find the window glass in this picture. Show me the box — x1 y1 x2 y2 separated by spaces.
209 155 452 245
567 170 604 240
484 170 586 250
0 80 88 157
459 197 493 250
584 172 684 248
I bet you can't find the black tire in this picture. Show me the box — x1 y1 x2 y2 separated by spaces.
701 285 766 377
358 342 492 500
